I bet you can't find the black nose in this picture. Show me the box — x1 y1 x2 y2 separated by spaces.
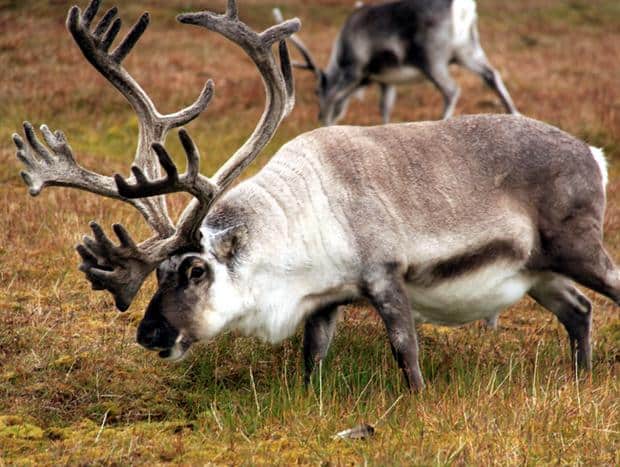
137 320 171 349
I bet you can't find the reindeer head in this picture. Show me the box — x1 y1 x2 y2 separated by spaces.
136 224 250 361
315 73 354 126
13 0 299 361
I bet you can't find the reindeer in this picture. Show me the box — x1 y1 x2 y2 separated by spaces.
273 0 518 125
14 0 616 392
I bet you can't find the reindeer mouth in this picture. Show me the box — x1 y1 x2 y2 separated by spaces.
158 335 193 361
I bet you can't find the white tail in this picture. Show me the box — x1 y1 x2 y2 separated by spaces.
589 146 608 188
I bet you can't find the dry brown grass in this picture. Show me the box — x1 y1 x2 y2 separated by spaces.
0 0 619 464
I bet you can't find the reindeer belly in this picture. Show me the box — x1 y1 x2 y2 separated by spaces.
405 264 537 326
371 66 424 85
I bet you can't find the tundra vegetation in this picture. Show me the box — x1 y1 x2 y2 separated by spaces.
1 0 619 464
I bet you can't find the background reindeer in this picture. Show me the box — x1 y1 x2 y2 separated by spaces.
14 1 616 393
274 0 518 125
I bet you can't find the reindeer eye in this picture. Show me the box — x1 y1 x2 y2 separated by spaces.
179 257 210 285
189 266 206 280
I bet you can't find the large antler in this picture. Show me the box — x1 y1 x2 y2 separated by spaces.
273 8 323 78
13 0 299 312
115 1 300 246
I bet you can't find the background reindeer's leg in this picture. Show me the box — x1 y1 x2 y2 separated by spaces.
456 30 518 114
379 83 397 124
364 269 424 391
303 305 341 385
459 57 518 114
424 64 460 119
529 275 592 370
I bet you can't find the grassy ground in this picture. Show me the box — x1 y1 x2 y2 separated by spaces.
1 0 619 464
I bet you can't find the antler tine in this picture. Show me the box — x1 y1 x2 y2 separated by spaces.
272 8 321 76
278 40 295 116
67 2 212 133
163 80 215 128
110 10 149 63
76 221 184 311
226 0 238 20
271 8 284 28
114 129 216 201
13 122 131 203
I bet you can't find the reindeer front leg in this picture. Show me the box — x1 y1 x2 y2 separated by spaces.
363 267 425 392
303 305 341 385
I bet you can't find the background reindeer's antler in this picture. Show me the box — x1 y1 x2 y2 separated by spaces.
13 0 299 311
272 8 323 79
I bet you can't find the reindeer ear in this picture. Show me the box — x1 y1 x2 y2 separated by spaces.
210 225 248 263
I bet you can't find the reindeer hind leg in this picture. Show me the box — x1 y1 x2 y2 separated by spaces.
529 274 592 370
545 228 620 306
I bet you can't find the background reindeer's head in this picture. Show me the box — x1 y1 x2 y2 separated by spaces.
315 71 356 126
13 0 299 361
273 8 349 126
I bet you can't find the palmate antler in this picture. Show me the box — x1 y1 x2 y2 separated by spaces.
13 0 300 311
